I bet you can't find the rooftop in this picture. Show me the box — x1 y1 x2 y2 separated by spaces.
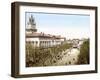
26 32 65 39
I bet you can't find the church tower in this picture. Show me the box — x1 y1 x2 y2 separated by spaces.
26 15 37 34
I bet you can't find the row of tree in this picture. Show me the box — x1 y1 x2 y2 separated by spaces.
77 39 89 64
26 42 72 67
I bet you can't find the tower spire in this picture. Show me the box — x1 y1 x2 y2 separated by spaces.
26 14 37 33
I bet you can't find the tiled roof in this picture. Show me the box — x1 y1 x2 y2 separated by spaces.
26 32 65 39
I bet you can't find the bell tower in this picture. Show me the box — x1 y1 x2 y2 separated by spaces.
26 15 37 33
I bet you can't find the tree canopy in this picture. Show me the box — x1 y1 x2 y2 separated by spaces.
77 39 89 64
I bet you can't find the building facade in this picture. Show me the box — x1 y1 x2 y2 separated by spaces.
26 15 66 48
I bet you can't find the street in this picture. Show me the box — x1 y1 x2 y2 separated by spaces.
52 48 80 66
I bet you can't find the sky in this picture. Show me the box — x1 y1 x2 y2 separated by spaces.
25 12 90 39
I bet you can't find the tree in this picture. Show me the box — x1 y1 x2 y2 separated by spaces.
26 42 73 67
77 39 89 64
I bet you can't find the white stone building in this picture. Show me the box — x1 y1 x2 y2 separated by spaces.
26 15 66 48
